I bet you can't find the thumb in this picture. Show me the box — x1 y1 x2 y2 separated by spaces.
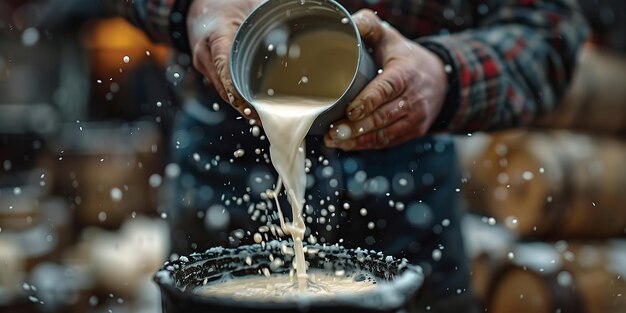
352 9 385 46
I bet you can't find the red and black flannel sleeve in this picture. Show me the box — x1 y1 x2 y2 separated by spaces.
418 0 588 132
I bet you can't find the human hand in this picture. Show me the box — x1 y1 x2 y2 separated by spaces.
187 0 263 120
324 9 447 151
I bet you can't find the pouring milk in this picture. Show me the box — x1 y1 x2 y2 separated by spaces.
249 29 358 290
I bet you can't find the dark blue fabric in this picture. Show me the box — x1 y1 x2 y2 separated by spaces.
167 99 470 301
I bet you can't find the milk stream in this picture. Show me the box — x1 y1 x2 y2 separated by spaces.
254 97 333 291
248 29 358 291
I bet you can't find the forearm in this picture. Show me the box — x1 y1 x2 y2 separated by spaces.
420 0 589 133
103 0 193 52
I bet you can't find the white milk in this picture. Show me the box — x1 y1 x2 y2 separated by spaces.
194 270 377 301
253 96 334 290
249 29 358 291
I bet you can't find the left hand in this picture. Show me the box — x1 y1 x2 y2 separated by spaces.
324 9 447 151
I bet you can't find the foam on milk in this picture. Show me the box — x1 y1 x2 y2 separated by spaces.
193 270 377 301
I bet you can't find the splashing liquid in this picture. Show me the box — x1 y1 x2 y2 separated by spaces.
251 29 358 291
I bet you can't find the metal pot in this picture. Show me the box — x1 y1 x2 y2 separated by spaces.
230 0 376 135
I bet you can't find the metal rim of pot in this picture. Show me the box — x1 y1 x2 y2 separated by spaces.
154 242 424 312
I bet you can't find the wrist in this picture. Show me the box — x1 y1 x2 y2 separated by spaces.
420 41 459 132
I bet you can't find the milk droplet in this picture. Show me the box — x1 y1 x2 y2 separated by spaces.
22 28 40 46
432 249 442 261
253 233 263 243
110 188 123 202
335 124 352 140
212 103 220 111
341 17 350 24
557 271 573 287
233 149 245 158
243 108 252 115
522 171 534 181
508 252 515 260
149 174 162 187
252 126 261 137
123 56 130 63
360 208 367 216
267 89 275 96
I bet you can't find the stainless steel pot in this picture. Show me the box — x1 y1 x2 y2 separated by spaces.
230 0 376 135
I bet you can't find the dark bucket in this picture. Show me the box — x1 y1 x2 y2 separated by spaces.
154 242 424 313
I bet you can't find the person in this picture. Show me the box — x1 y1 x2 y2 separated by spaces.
105 0 587 311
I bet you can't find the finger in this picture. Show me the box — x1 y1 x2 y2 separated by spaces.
326 117 418 151
208 31 259 120
345 65 407 121
329 96 409 141
192 40 228 101
352 9 385 46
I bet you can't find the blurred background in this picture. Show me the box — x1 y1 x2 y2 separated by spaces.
0 0 625 312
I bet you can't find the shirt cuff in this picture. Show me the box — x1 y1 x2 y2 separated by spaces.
418 38 461 132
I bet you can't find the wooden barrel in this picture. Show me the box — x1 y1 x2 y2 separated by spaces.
462 215 516 304
455 134 496 215
534 43 626 134
474 131 626 238
489 241 626 313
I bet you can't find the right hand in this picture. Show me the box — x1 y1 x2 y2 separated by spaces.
187 0 263 120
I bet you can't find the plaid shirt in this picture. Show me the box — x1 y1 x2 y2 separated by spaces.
107 0 588 132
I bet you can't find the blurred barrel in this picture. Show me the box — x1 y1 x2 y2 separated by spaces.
0 181 71 308
471 131 626 238
462 214 516 304
455 134 494 215
45 121 161 229
489 241 626 313
0 237 24 306
534 44 626 134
